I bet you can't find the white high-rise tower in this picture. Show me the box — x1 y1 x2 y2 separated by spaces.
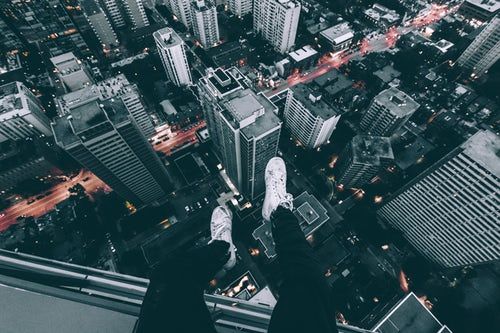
154 27 193 86
191 0 220 48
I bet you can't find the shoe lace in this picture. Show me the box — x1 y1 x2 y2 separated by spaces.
212 218 231 241
269 171 293 211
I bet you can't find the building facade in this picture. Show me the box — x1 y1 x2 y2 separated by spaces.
154 27 193 86
254 0 301 54
228 0 253 17
360 87 419 137
0 82 52 141
284 83 341 149
191 0 220 49
101 0 126 28
335 135 393 189
457 15 500 78
378 130 500 268
81 0 118 49
167 0 193 29
52 98 171 206
122 0 150 29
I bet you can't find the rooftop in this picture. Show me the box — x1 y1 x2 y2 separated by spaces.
374 87 420 117
153 27 184 49
0 82 23 114
50 52 84 75
364 3 400 23
351 135 394 166
291 83 340 120
80 0 102 15
373 65 401 84
320 23 354 45
207 68 243 96
463 0 500 13
461 129 500 178
288 45 318 62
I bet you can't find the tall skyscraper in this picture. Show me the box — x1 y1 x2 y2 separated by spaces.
154 27 193 86
360 87 419 137
167 0 193 29
228 0 253 17
81 0 118 49
50 52 94 92
378 130 500 268
198 67 282 200
0 82 52 141
254 0 301 54
51 98 171 206
457 15 500 78
284 83 341 149
101 0 126 28
122 0 150 29
335 135 394 189
191 0 220 49
56 74 155 137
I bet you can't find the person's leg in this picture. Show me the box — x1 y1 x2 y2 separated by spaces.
137 206 236 333
262 158 338 333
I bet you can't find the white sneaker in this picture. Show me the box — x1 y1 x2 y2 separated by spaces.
210 206 236 270
262 157 293 221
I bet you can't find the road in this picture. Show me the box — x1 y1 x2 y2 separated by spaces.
0 122 206 232
265 4 454 98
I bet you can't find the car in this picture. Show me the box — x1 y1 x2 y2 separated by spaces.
203 197 209 205
36 195 45 200
45 191 52 196
82 177 90 182
184 206 190 213
196 201 202 209
0 213 5 218
27 198 36 205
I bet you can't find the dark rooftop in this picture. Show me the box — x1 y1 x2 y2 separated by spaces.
351 135 394 166
291 83 340 120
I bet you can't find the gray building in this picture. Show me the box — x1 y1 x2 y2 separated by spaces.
360 87 419 137
457 15 500 78
378 130 500 267
199 67 281 200
52 98 171 206
154 27 193 86
284 83 341 149
191 0 219 49
335 135 394 189
81 0 118 49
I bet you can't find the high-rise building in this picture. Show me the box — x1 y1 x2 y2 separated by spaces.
459 0 500 22
360 87 419 137
56 74 155 137
199 67 281 200
167 0 193 29
335 135 394 189
284 83 341 149
50 52 94 92
378 130 500 268
456 15 500 78
228 0 253 17
122 0 150 29
101 0 126 28
81 0 118 49
0 17 23 52
51 98 171 206
254 0 301 54
154 27 193 86
191 0 220 49
0 82 52 141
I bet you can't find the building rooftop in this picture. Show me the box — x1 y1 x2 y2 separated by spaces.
463 0 500 13
0 53 22 74
364 3 400 23
372 292 453 333
395 136 435 170
374 87 420 117
153 27 184 49
351 135 394 166
461 129 500 178
374 65 401 84
320 23 354 45
80 0 102 15
291 83 340 120
50 52 84 76
0 81 23 114
207 68 243 96
288 45 318 63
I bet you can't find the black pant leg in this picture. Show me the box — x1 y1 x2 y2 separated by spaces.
268 207 338 333
137 241 229 333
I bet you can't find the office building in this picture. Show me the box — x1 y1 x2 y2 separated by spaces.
191 0 220 49
254 0 301 54
52 98 171 206
319 23 354 52
50 52 94 92
101 0 126 28
122 0 150 29
81 0 118 49
372 293 453 333
0 82 52 141
457 15 500 78
360 87 419 137
154 27 193 86
378 130 500 268
167 0 193 29
335 135 393 189
459 0 500 22
284 83 341 149
199 67 281 200
228 0 253 17
56 74 155 137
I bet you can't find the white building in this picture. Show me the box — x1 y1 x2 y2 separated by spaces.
198 67 282 200
154 27 193 86
284 83 341 149
254 0 301 54
191 0 220 49
56 74 155 137
52 98 171 206
457 15 500 78
378 130 500 268
360 87 419 137
81 0 118 49
319 23 354 51
228 0 253 17
101 0 126 28
50 52 94 92
167 0 193 29
122 0 150 29
0 82 52 141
